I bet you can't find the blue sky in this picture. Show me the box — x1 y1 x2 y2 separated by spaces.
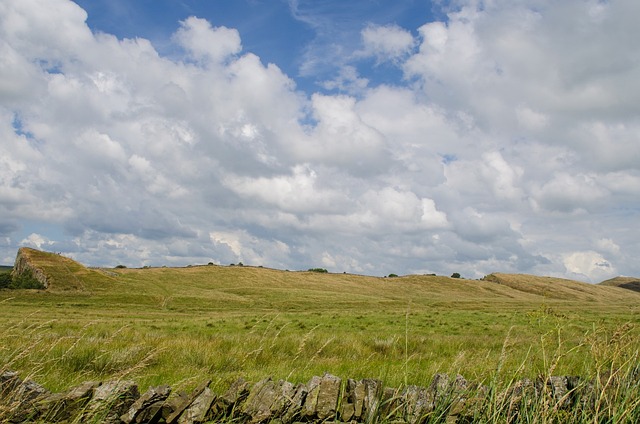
73 0 438 92
75 1 312 73
1 0 639 282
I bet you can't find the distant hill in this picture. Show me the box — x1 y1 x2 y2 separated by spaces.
5 247 640 305
599 276 640 293
481 273 637 302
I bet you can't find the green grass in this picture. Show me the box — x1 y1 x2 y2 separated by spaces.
1 249 639 408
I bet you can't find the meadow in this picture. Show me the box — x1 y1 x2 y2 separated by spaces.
1 249 639 421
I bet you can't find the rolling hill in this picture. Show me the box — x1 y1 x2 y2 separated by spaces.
481 272 638 302
7 247 639 307
599 275 640 293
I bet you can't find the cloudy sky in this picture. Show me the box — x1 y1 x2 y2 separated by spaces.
1 0 638 282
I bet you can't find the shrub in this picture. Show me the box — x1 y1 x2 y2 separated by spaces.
10 272 45 289
308 268 328 273
115 264 127 269
388 273 399 278
0 272 11 289
451 272 461 278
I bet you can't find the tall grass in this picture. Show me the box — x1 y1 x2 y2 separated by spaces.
456 322 639 423
1 312 638 423
1 304 638 389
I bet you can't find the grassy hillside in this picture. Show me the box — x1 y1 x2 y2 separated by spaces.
482 272 634 302
600 276 640 293
1 249 639 396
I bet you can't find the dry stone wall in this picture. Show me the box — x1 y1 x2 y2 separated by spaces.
0 367 610 424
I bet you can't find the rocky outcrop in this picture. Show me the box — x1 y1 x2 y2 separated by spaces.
10 247 49 289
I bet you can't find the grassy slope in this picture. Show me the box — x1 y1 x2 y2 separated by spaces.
483 272 635 302
1 251 639 394
600 276 640 285
599 276 640 293
12 249 638 306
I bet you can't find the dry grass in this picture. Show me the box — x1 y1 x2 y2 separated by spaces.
483 273 634 302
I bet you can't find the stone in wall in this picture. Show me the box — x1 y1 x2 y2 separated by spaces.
402 385 429 424
301 375 322 419
500 377 535 422
165 379 211 424
212 376 250 417
178 386 216 424
241 377 298 423
545 376 570 407
272 379 296 417
281 382 308 423
241 377 278 423
162 391 190 422
37 380 100 422
0 371 21 401
433 373 468 417
240 378 280 423
379 386 403 422
81 380 139 424
121 384 171 424
315 373 341 420
339 378 365 421
0 375 49 423
362 378 383 423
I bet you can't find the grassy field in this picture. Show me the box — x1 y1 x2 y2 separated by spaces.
1 249 639 404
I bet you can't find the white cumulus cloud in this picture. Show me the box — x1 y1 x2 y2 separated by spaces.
360 24 415 62
173 16 242 64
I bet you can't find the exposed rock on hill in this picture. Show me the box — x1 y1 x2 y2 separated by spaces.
10 247 49 289
8 247 96 291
